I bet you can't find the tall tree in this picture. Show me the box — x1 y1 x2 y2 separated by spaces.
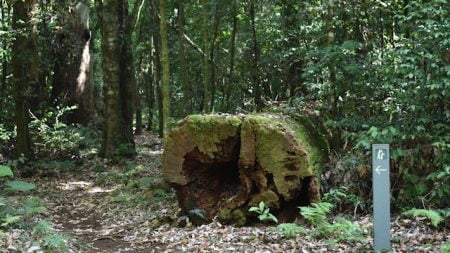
177 0 191 115
248 0 262 111
151 0 163 137
99 0 135 158
11 0 39 158
224 0 238 111
209 0 221 112
51 1 96 124
201 0 210 112
159 0 170 137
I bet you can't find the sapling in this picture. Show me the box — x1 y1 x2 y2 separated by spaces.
249 201 278 241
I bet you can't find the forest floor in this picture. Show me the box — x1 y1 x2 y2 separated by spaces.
6 133 448 252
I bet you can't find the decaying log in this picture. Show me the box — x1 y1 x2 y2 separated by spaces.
163 114 328 225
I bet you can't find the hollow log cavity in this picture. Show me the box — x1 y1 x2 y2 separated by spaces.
163 114 328 225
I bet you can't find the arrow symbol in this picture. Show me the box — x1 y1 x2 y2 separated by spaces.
375 165 387 175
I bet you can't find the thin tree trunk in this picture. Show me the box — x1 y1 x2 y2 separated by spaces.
209 1 221 112
159 0 170 137
326 0 340 150
135 72 143 135
151 0 163 137
144 62 154 131
178 0 191 115
249 0 262 111
201 0 210 112
1 3 9 98
225 0 237 112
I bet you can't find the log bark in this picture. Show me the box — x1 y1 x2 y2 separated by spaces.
163 114 328 225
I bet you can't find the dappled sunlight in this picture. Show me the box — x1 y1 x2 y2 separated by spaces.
58 181 114 194
58 181 92 191
87 186 115 194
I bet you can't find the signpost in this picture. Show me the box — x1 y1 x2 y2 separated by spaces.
372 144 391 252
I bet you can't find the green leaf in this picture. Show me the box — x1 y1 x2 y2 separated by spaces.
258 201 265 211
5 180 36 192
1 215 21 227
403 209 442 227
249 207 261 213
0 165 13 177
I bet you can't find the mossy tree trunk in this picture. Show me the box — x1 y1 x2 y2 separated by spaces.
99 0 135 158
163 114 328 225
12 0 39 159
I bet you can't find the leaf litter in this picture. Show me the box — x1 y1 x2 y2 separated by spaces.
3 133 448 252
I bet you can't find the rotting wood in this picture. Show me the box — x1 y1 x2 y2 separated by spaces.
163 114 328 225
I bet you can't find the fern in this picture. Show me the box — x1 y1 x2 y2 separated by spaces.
1 215 21 227
299 202 333 226
403 208 442 227
274 223 305 238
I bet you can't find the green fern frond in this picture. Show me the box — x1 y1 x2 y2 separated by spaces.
403 208 442 227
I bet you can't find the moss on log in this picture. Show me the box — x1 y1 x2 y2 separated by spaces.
163 114 328 225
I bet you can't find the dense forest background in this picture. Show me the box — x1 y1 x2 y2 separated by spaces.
0 0 448 251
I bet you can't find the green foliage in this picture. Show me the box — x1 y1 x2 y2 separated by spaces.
4 180 36 192
249 201 278 224
299 202 366 242
33 221 69 251
273 223 305 238
1 215 21 227
0 165 13 177
328 217 366 243
299 202 333 226
403 208 442 227
189 208 205 219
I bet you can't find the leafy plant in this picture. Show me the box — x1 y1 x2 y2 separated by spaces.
273 223 305 238
403 208 442 227
0 165 13 177
249 201 278 223
4 180 36 192
1 215 21 227
189 208 205 219
329 216 366 243
299 202 333 226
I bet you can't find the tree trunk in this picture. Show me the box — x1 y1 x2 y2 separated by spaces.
11 0 39 158
178 0 191 116
51 1 96 124
225 0 237 112
201 0 210 113
144 68 154 131
151 1 164 138
1 3 9 98
326 0 341 150
163 114 328 225
135 79 143 135
248 0 263 111
99 0 135 158
209 1 221 112
159 0 170 138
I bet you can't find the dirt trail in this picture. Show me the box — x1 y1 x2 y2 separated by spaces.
30 133 447 253
35 133 168 252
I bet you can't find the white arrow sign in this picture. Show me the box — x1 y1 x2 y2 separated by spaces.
375 165 387 175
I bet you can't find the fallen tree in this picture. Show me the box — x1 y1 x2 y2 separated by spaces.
163 114 328 225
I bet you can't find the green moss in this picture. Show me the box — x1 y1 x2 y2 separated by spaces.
242 114 328 200
218 208 247 226
249 190 280 209
185 115 242 158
